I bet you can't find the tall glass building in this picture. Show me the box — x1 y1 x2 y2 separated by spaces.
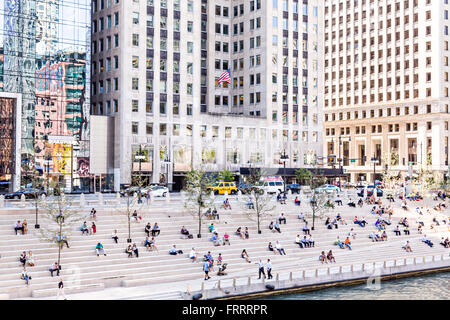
0 0 91 192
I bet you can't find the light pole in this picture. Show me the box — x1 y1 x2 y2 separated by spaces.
280 150 289 194
338 135 351 191
44 157 52 195
135 145 146 204
371 156 379 197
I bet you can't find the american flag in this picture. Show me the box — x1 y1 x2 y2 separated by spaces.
217 69 231 86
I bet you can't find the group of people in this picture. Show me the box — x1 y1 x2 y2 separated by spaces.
80 221 97 235
319 250 335 263
353 216 368 227
19 251 35 267
295 235 315 248
235 227 250 239
205 207 219 220
125 243 140 257
14 220 28 235
267 241 286 255
334 236 352 250
144 222 161 237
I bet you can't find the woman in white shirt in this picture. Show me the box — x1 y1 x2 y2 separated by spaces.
26 251 35 267
189 248 197 262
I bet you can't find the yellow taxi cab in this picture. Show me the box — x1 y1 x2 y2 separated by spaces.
208 182 238 195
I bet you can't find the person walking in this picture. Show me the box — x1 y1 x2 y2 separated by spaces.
258 259 266 279
56 277 67 300
203 260 211 280
266 259 273 279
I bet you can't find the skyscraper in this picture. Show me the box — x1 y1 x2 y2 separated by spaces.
323 0 450 183
0 0 91 192
90 0 324 191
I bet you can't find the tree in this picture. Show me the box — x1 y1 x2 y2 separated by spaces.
240 168 276 234
22 161 45 229
115 161 145 243
39 183 86 265
307 167 333 230
294 168 313 185
381 151 400 190
218 169 236 182
183 169 216 238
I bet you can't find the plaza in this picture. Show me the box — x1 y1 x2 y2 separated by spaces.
0 188 448 300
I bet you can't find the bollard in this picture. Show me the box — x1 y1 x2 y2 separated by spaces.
339 266 343 274
373 262 376 270
327 267 331 275
201 282 205 292
315 269 319 277
276 273 279 281
383 261 387 268
186 283 191 295
218 280 221 290
233 278 236 288
289 272 293 281
80 193 85 208
351 264 354 272
302 270 305 279
414 257 417 265
362 264 365 271
404 258 407 265
165 192 170 203
98 193 103 207
248 276 251 286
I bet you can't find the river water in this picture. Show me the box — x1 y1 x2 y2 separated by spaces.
260 272 450 300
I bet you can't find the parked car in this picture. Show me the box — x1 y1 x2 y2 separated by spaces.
238 184 252 194
148 185 169 197
315 184 340 193
208 182 238 195
261 181 284 194
120 186 142 197
5 188 47 199
71 186 90 194
357 185 383 197
287 184 301 194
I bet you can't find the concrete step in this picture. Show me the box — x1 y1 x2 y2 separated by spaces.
31 283 105 298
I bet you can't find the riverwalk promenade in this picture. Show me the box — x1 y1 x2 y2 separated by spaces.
0 191 448 300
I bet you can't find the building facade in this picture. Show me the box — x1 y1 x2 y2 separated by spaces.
91 0 324 192
323 0 450 184
0 0 91 192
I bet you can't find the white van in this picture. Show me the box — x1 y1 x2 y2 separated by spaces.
261 180 284 194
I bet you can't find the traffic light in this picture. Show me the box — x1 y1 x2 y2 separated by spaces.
327 155 336 165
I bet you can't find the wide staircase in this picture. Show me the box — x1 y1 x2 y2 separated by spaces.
0 195 448 299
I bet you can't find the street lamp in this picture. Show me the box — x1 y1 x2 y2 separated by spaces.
371 156 379 197
43 157 52 195
280 150 289 194
135 145 146 204
337 135 351 191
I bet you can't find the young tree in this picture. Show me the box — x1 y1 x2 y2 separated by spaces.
183 169 216 238
240 168 276 234
115 162 146 243
307 168 334 230
218 169 236 182
39 183 86 265
294 168 313 185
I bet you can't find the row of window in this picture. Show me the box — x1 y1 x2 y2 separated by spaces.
131 122 318 144
324 105 443 121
